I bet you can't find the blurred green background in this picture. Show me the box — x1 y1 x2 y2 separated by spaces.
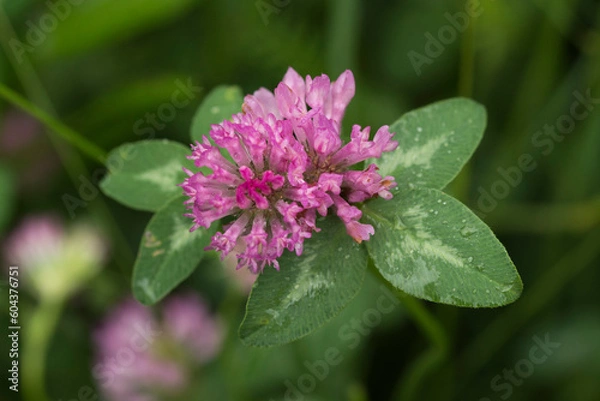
1 0 599 400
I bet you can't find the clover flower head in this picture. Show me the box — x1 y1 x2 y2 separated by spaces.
181 68 398 273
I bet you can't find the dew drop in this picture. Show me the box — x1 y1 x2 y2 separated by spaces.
437 199 442 203
337 247 342 252
433 210 439 215
442 201 447 205
460 226 477 238
467 256 474 263
416 126 423 132
485 289 490 294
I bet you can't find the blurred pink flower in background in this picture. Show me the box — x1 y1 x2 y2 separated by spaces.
0 109 59 192
3 214 106 301
162 293 222 362
94 293 222 401
0 109 40 152
3 214 64 269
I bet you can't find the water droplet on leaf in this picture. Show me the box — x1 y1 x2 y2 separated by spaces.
460 226 477 238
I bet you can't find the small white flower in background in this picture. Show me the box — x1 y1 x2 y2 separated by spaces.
3 214 106 301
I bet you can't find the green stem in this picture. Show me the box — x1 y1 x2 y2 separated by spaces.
485 196 600 234
347 382 369 401
457 0 476 98
449 0 476 204
0 8 134 272
22 300 64 401
392 290 449 401
218 285 248 401
457 226 600 392
326 0 361 74
0 83 107 164
486 15 563 185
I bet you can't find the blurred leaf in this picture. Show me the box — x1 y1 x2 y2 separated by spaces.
240 217 367 347
191 85 243 142
68 74 191 132
376 1 458 89
556 110 600 200
1 0 35 17
325 0 360 75
39 0 196 58
476 0 535 96
364 187 522 307
100 140 192 212
0 164 15 233
374 98 486 191
132 196 214 305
